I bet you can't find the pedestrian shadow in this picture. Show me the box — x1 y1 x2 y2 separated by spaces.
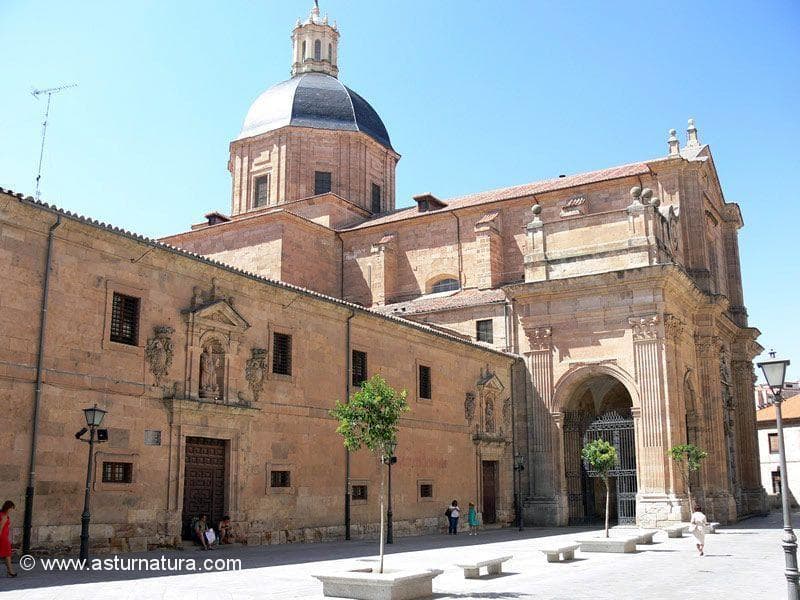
702 553 733 557
542 557 589 563
433 593 531 599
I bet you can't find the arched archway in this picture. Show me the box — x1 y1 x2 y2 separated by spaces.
561 373 637 525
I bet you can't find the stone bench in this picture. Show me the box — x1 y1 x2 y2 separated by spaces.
541 544 580 562
633 529 659 545
314 568 443 600
709 522 720 533
578 536 638 553
665 525 689 538
455 555 513 578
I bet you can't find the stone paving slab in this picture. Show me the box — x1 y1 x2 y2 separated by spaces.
0 512 789 599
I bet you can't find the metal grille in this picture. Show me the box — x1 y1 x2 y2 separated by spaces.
272 333 292 375
418 365 431 399
314 171 332 195
476 319 493 343
431 278 459 293
110 292 139 345
254 174 270 207
102 461 132 483
419 483 433 498
371 183 381 213
270 470 291 488
351 484 368 500
352 350 368 387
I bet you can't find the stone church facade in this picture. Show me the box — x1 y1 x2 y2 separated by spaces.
0 3 763 553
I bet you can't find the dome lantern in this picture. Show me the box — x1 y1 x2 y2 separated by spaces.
292 1 339 78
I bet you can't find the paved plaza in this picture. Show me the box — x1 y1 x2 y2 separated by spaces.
0 512 790 600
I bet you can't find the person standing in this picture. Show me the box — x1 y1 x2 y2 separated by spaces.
447 500 460 535
690 504 708 556
0 501 16 577
467 502 479 535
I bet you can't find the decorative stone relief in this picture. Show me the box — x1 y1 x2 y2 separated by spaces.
694 334 721 354
145 326 174 386
663 314 685 341
502 396 512 429
464 392 476 422
245 348 268 402
629 315 659 341
529 326 552 351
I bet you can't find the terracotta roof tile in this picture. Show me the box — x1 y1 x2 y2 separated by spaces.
757 395 800 422
374 288 507 316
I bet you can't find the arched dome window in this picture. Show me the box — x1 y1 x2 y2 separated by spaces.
430 278 460 294
314 39 321 61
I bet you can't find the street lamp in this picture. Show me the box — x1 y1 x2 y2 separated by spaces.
383 440 398 544
76 404 107 561
757 351 797 600
514 453 525 532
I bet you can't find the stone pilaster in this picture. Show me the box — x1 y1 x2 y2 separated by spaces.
474 212 503 289
523 205 546 282
369 233 397 305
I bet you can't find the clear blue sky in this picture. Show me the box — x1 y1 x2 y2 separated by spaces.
1 1 798 377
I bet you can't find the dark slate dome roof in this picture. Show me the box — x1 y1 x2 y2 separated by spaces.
238 73 392 149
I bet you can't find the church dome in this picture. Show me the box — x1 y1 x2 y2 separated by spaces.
238 72 393 150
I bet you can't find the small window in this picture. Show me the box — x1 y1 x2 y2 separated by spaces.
419 483 433 498
351 484 368 501
144 430 162 446
314 171 332 195
314 39 321 61
418 365 431 400
371 183 381 213
769 433 779 454
430 278 459 294
352 350 368 387
102 462 133 484
272 333 292 376
476 319 493 343
301 41 306 60
110 292 140 345
270 470 291 488
254 174 270 207
772 469 782 494
328 43 332 60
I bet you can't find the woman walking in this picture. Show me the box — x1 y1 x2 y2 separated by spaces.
690 504 708 556
1 500 16 577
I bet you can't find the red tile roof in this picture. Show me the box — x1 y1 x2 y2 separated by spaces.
757 395 800 423
374 288 507 316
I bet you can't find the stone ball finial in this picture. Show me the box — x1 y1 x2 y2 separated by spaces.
650 196 661 207
668 128 678 139
630 186 642 199
688 118 696 130
531 204 542 216
641 188 653 202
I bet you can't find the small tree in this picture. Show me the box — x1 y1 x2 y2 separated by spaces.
582 438 618 538
669 443 708 513
330 374 409 574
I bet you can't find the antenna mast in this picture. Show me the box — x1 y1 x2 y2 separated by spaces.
31 83 77 200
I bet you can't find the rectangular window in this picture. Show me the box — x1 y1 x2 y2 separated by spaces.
314 171 332 195
272 332 292 376
254 174 271 207
270 470 291 488
418 364 431 400
144 430 162 446
351 484 368 501
110 292 140 346
102 462 133 484
769 433 779 454
476 319 494 343
772 469 782 494
419 483 433 498
352 350 368 387
371 183 381 213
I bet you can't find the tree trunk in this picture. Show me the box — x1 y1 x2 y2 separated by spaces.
604 477 610 538
379 458 386 574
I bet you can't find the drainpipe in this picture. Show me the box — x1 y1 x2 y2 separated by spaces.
23 214 62 553
344 310 355 540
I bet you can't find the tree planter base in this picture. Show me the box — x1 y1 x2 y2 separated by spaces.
577 536 638 553
314 568 443 600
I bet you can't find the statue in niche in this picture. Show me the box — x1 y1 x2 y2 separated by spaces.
485 397 496 433
199 344 222 400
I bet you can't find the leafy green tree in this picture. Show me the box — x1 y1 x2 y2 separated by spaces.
330 374 409 573
669 443 708 513
582 438 618 538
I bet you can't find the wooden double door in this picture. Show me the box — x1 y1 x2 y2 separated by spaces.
481 460 498 524
182 437 226 538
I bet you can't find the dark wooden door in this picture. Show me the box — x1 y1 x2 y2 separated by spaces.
182 437 226 538
481 460 498 524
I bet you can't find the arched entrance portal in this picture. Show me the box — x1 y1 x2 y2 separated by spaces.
563 375 637 525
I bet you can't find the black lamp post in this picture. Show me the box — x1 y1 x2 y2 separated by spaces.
383 440 397 544
757 351 797 600
77 404 107 561
513 453 525 531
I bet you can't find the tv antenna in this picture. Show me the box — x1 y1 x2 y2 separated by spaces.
31 83 77 200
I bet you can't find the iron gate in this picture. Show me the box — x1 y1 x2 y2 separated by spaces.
582 411 637 524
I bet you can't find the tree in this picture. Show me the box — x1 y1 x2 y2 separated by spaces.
669 443 708 514
582 438 618 538
330 374 409 574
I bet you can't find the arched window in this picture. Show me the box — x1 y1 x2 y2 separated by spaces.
430 278 459 294
314 39 321 61
328 43 332 61
301 41 306 61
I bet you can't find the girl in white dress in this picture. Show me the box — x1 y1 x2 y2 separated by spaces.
690 504 708 556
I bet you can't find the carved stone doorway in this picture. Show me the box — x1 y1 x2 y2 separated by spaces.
481 460 498 524
182 437 227 539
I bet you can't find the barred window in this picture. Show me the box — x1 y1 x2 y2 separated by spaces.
419 483 433 498
418 364 431 399
431 278 459 293
102 462 132 484
254 174 271 207
110 292 140 345
352 350 368 387
270 470 291 488
371 183 381 213
272 332 292 376
314 171 332 195
351 484 368 501
476 319 493 343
